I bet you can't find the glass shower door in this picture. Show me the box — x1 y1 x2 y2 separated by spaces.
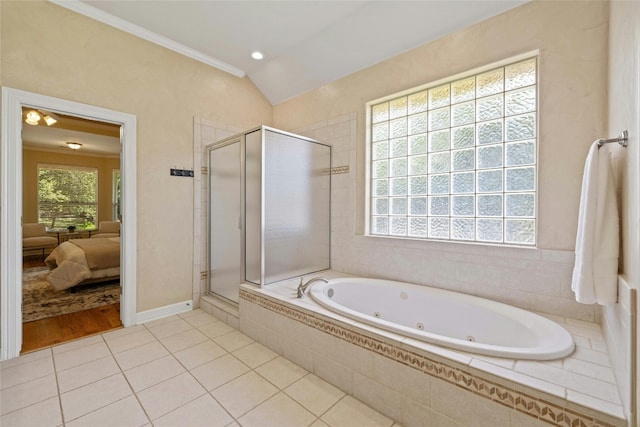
209 140 242 303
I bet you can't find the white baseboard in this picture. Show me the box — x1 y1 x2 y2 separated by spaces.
136 300 193 324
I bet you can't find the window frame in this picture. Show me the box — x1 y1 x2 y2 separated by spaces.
365 51 540 247
36 163 99 230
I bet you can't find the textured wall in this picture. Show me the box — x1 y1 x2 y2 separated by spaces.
1 1 272 311
274 1 609 322
274 0 608 252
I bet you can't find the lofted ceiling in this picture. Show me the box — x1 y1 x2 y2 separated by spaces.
51 0 528 105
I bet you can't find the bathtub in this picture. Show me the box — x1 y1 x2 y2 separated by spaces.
308 278 575 360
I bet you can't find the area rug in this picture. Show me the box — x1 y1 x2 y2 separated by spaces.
22 267 120 323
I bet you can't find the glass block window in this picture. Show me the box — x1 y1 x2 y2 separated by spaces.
369 57 537 245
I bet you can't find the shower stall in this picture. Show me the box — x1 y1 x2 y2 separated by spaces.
208 126 331 303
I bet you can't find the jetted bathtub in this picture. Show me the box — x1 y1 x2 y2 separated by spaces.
308 278 575 360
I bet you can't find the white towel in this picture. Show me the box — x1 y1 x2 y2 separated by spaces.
571 142 619 305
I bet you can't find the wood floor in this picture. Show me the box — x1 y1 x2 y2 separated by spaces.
21 304 122 353
21 255 122 354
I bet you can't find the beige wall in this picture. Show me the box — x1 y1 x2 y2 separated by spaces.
22 148 120 227
274 0 608 252
272 1 608 323
608 1 640 423
1 1 272 311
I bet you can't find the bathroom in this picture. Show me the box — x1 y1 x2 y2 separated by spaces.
193 1 638 426
0 0 638 426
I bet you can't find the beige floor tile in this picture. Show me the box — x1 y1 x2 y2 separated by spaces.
54 341 111 372
143 314 180 328
238 392 316 427
158 328 209 353
180 309 218 328
0 374 58 415
173 340 228 370
113 340 169 371
190 354 249 391
52 335 104 355
285 374 345 416
147 318 194 340
136 372 206 420
321 396 393 427
57 356 121 393
60 373 132 422
1 348 51 370
104 328 157 354
213 330 254 352
256 356 308 389
0 396 62 427
153 394 233 427
65 395 149 427
124 355 185 392
310 420 331 427
211 371 279 418
0 354 54 389
198 320 235 339
232 342 278 369
101 324 146 340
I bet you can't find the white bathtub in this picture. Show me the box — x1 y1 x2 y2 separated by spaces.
308 278 575 360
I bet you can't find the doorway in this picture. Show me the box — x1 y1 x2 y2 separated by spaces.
21 108 122 351
1 87 137 361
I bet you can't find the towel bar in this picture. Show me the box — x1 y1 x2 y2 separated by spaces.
597 130 628 148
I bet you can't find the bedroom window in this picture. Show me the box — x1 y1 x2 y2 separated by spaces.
113 169 121 221
367 55 537 245
37 164 98 230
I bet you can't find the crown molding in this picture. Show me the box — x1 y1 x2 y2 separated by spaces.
49 0 246 78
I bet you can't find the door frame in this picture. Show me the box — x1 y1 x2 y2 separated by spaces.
1 87 137 360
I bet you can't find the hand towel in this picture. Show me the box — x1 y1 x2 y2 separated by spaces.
571 142 619 305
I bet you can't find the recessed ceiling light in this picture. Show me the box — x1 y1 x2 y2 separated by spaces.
251 51 264 60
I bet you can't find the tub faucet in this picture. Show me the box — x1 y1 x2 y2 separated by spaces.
296 277 329 298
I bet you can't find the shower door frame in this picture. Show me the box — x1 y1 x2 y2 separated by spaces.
207 136 246 304
248 126 332 286
206 125 331 300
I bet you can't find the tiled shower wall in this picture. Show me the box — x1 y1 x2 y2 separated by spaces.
603 278 636 422
291 113 599 323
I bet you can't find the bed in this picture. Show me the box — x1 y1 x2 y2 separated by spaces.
44 237 120 291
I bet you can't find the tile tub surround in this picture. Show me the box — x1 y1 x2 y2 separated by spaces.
602 277 637 422
239 274 627 427
290 114 598 325
0 309 397 427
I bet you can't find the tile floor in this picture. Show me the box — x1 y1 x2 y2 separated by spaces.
1 309 400 427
